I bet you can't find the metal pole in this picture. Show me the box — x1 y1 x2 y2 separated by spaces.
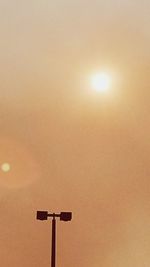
51 216 56 267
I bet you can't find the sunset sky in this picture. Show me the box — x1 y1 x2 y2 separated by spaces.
0 0 150 266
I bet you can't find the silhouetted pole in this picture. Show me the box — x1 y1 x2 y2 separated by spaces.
51 216 56 267
36 211 72 267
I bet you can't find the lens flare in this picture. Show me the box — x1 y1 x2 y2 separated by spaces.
1 163 11 172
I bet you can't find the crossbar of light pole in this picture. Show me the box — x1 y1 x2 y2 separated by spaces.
36 211 72 221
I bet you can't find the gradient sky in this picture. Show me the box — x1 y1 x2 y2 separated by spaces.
0 0 150 266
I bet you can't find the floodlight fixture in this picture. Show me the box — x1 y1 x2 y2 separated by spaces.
60 212 72 221
36 210 48 220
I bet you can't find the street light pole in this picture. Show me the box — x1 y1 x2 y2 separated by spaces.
36 211 72 267
51 216 56 267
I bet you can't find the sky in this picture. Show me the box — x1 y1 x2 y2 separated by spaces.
0 0 150 266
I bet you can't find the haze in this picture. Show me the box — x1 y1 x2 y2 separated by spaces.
0 0 150 266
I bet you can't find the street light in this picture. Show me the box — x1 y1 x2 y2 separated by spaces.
36 211 72 267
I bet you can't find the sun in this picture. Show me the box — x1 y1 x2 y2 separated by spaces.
90 72 111 92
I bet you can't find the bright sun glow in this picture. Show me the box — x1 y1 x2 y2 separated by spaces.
1 163 11 172
91 72 111 92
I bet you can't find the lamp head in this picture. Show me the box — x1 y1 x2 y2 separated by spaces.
36 211 48 220
60 212 72 221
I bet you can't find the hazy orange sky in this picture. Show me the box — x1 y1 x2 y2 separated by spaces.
0 1 150 266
